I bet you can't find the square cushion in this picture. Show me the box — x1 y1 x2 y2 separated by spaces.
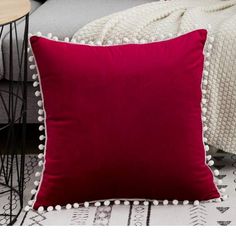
29 29 220 210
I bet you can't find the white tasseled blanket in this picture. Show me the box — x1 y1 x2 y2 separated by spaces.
73 0 236 154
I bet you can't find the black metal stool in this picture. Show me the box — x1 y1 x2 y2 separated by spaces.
0 0 30 225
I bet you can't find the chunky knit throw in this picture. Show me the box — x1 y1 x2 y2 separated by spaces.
73 0 236 154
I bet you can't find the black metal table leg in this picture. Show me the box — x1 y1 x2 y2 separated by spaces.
0 13 29 226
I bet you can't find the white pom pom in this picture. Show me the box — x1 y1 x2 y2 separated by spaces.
206 52 210 58
168 33 173 37
124 200 130 206
217 179 223 185
114 200 120 205
84 202 89 208
202 89 207 94
206 155 212 161
32 74 38 80
140 39 146 44
150 36 156 41
208 160 214 166
104 200 110 206
38 116 44 122
172 200 178 205
163 200 168 205
214 169 220 176
183 200 189 205
202 99 207 104
38 153 44 159
220 188 226 193
28 200 33 206
95 40 102 46
39 125 45 131
95 202 101 207
29 56 34 62
160 34 165 39
203 80 208 85
143 201 149 206
204 61 210 67
202 107 207 113
31 189 37 195
35 172 41 177
208 44 213 50
205 145 210 151
88 41 94 45
222 195 228 201
115 39 121 44
73 203 79 209
38 206 44 213
209 36 214 43
37 100 43 107
215 198 221 203
35 91 41 97
203 126 208 132
30 65 36 70
38 109 44 116
39 135 45 141
34 181 39 186
202 116 207 122
24 205 31 212
203 137 208 143
47 206 53 212
107 40 113 45
36 32 42 37
38 160 44 167
55 205 62 211
133 200 139 206
153 200 159 206
71 38 76 43
64 37 70 42
38 144 44 150
203 70 209 77
66 204 72 210
53 36 58 41
133 38 139 44
193 200 200 206
123 37 129 43
47 33 52 39
33 82 39 88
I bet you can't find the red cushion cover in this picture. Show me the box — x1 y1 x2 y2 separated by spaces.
30 29 220 209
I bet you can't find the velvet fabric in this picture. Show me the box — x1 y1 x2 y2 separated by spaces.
30 30 220 209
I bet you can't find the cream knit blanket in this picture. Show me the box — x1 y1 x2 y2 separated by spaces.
73 0 236 154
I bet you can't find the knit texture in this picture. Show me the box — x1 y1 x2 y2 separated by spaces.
73 0 236 154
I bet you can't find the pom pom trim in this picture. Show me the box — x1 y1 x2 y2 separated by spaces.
26 28 225 213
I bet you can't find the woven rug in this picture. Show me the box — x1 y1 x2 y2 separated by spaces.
9 151 235 226
0 155 38 225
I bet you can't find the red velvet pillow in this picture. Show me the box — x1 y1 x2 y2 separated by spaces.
29 29 221 211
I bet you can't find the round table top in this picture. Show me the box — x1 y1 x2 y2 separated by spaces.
0 0 31 26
